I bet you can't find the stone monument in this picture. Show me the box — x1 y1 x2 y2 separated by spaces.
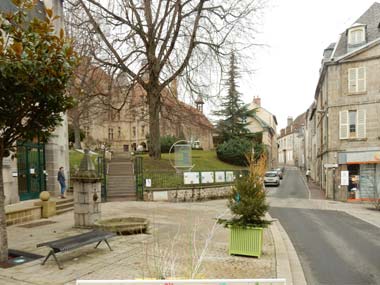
73 150 102 228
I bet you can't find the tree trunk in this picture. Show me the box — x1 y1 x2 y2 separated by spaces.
73 113 82 150
0 142 8 262
148 85 161 160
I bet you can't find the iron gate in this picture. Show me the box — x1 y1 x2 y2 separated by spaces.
97 154 108 202
17 142 46 201
134 156 144 200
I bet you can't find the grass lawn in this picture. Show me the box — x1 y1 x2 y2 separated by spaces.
69 149 99 173
139 150 247 189
140 150 246 172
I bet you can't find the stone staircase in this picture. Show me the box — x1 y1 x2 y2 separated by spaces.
56 197 74 215
107 152 136 201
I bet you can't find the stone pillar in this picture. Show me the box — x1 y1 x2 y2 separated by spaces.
73 150 102 228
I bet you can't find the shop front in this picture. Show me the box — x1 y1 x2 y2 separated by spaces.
339 150 380 201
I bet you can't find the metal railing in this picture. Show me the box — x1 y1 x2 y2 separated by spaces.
143 169 249 191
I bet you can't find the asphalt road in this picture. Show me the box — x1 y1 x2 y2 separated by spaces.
268 168 380 285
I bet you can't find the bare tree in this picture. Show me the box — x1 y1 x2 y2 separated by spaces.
70 0 263 159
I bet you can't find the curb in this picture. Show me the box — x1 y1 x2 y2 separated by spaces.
267 213 307 285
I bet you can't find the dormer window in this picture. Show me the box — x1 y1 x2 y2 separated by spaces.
348 27 366 45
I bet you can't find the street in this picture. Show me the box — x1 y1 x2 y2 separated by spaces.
267 168 380 285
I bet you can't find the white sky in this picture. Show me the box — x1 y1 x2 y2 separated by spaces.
206 0 378 130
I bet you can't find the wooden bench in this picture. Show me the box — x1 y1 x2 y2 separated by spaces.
36 230 116 269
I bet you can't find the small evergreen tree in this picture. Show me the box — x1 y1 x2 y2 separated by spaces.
214 52 255 142
219 155 270 227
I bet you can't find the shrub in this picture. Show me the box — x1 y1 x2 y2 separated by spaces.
216 138 251 166
219 155 271 228
160 135 178 153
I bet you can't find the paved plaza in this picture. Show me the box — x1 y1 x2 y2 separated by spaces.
2 200 276 285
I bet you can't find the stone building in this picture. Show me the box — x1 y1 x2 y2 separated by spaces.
307 3 380 201
278 114 306 168
1 0 70 205
80 72 214 152
247 97 278 169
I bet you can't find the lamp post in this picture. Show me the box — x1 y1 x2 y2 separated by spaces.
100 143 107 201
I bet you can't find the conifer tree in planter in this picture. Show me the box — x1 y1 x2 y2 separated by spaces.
219 154 270 257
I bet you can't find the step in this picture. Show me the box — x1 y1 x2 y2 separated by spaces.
56 207 73 215
106 196 137 202
107 190 136 195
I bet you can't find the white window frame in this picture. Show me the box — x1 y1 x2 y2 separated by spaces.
339 109 366 139
348 27 365 45
348 67 366 93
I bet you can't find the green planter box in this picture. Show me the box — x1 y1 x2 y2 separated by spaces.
229 226 263 257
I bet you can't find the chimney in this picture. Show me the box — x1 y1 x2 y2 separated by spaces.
253 96 261 107
280 129 285 137
287 116 293 127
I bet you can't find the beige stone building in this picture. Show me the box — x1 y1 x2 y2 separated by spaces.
2 0 70 205
81 75 214 152
247 97 278 169
278 114 306 168
307 3 380 201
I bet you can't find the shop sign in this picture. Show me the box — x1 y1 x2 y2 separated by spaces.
339 151 380 164
324 163 338 168
341 171 349 186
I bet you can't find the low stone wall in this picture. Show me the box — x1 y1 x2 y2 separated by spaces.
5 206 41 226
144 185 233 202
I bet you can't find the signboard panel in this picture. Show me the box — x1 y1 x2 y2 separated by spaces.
175 144 192 168
225 171 235 182
201 172 214 184
340 171 349 186
215 171 226 183
184 172 200 184
77 279 287 285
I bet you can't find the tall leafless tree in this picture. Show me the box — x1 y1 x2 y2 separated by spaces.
69 0 263 159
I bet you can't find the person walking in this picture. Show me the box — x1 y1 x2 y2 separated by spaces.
57 166 66 198
306 168 311 183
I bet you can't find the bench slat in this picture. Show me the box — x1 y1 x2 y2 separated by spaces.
37 230 116 252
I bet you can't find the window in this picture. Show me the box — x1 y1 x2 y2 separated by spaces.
339 110 366 139
118 127 121 138
141 125 145 136
348 27 365 45
108 128 113 140
348 67 366 93
132 126 136 137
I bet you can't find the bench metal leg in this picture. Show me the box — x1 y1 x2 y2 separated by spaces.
41 250 63 270
41 250 53 265
94 239 113 251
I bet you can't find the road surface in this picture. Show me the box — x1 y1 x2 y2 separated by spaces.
267 167 380 285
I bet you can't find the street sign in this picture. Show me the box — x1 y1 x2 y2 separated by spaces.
324 163 338 168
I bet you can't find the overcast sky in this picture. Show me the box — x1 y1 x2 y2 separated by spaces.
206 0 378 130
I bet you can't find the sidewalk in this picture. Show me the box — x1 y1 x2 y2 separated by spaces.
1 200 277 285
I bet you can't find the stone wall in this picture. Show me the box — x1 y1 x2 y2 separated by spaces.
5 206 41 226
144 186 232 202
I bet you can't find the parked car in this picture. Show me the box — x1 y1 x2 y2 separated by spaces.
264 171 280 186
273 168 283 179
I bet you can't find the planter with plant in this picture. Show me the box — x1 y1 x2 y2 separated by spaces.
219 154 270 257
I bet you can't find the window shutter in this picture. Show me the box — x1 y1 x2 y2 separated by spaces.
348 68 357 93
357 67 366 92
339 111 349 139
357 109 366 138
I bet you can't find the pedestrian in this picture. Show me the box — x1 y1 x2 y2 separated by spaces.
57 166 66 198
306 168 311 182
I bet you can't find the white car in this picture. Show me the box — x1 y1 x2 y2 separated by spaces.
264 171 280 187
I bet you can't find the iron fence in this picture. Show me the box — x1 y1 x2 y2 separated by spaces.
143 169 249 191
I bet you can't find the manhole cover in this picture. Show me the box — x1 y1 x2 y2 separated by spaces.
18 220 57 228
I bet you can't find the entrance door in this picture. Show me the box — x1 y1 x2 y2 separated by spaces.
17 142 46 201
